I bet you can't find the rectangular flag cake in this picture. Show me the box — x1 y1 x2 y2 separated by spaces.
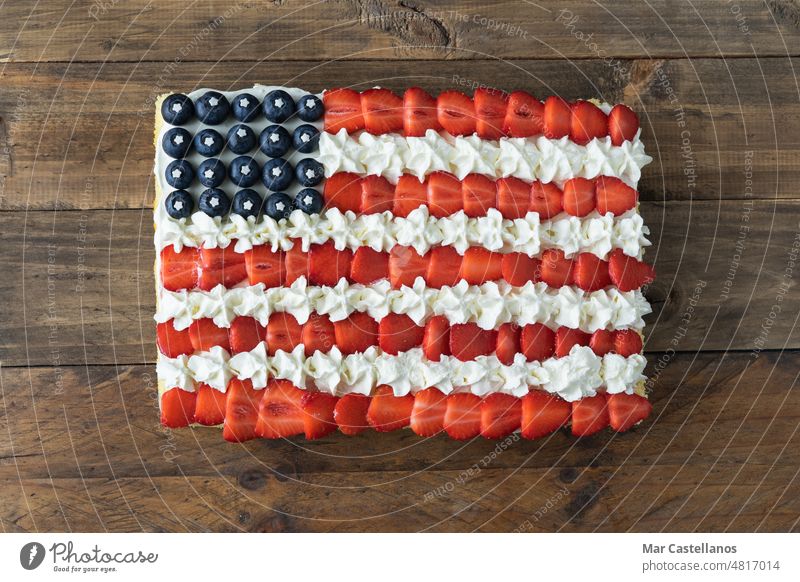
153 85 655 442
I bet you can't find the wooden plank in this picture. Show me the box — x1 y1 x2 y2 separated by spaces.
0 58 798 210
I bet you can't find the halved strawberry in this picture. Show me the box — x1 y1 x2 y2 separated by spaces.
404 87 441 137
501 253 541 286
474 87 508 139
156 321 194 357
460 247 503 285
497 176 531 219
608 248 655 291
188 318 231 352
193 383 227 426
555 327 591 357
245 245 286 288
437 90 476 136
422 315 450 361
333 312 379 354
389 246 430 288
334 393 372 435
608 104 640 146
503 91 544 137
410 387 447 437
571 394 610 437
570 100 608 145
530 181 563 219
595 176 637 216
443 393 482 440
361 88 403 134
614 329 643 356
379 313 424 355
393 175 427 217
324 172 362 213
160 246 198 291
229 316 267 353
462 173 497 217
590 329 616 356
266 313 303 355
481 393 522 439
255 379 305 439
427 171 462 217
540 249 573 288
426 246 462 288
223 378 260 442
301 391 339 439
308 241 353 286
367 385 414 432
450 323 497 361
160 387 196 428
285 243 309 284
562 177 596 217
607 393 652 432
573 253 612 291
324 88 364 134
496 323 521 365
350 247 389 284
520 391 571 439
198 246 247 290
543 96 571 139
302 313 336 355
521 323 555 362
360 174 395 214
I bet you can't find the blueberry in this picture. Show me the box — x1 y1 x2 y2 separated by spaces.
294 188 324 215
295 158 324 187
265 192 294 220
161 93 194 125
229 156 260 187
165 159 194 189
292 124 320 154
259 125 291 158
194 128 224 157
198 188 231 217
261 158 293 191
297 94 323 122
195 91 230 125
227 124 257 154
232 92 261 122
198 158 226 188
232 189 263 219
263 89 295 123
164 190 194 219
162 127 192 158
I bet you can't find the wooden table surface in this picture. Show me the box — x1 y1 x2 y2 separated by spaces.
2 0 800 533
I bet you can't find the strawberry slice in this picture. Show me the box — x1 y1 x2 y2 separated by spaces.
570 100 608 145
324 172 362 213
607 393 652 432
379 313 425 355
608 248 655 291
562 177 596 217
501 253 541 286
389 246 429 288
301 313 336 355
266 313 303 355
410 387 447 437
437 90 476 136
160 387 196 428
462 173 497 217
573 253 612 291
334 393 371 435
194 383 227 426
530 181 563 219
285 243 309 284
474 87 508 139
520 391 571 439
540 249 573 288
160 246 198 291
496 323 521 365
590 329 616 356
503 91 544 137
309 241 353 286
422 315 450 361
460 247 503 285
301 391 339 440
229 316 267 353
497 176 531 219
481 393 522 439
360 174 395 214
521 323 555 362
393 175 427 217
543 96 571 139
198 246 247 290
608 104 640 146
367 385 414 432
595 176 637 216
426 246 462 288
614 329 643 356
333 312 379 354
572 394 610 437
156 321 194 357
427 171 462 217
350 247 389 284
324 88 364 134
188 318 231 352
223 378 260 442
245 245 286 288
450 323 497 361
555 327 591 357
443 393 482 440
361 88 403 134
255 379 305 439
403 87 441 137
